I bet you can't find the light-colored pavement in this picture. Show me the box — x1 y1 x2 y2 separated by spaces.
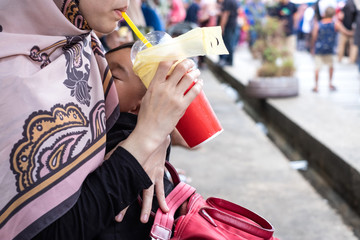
224 46 360 169
207 43 360 226
169 64 358 239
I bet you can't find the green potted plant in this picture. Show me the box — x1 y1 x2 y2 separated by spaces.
246 17 298 98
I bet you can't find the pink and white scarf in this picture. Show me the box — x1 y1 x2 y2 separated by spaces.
0 0 119 239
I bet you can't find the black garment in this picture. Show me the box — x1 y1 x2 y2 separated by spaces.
275 1 298 36
219 0 239 66
32 146 152 240
32 113 172 240
342 0 357 30
222 0 239 30
97 112 173 240
185 3 200 23
314 0 322 21
106 112 138 154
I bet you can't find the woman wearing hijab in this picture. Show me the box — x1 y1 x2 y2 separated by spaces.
0 0 202 239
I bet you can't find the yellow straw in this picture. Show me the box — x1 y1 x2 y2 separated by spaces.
121 12 153 48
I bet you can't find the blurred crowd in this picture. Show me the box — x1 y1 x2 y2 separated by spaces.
97 0 360 70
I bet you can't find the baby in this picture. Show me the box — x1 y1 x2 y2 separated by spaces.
105 42 189 148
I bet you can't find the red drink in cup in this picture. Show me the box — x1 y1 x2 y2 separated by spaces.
176 89 223 148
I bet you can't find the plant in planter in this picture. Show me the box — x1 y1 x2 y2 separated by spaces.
246 17 298 98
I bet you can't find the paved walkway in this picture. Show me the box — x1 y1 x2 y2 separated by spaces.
224 46 360 167
170 61 358 239
209 45 360 217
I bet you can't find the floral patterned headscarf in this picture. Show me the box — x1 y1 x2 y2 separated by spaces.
0 0 119 239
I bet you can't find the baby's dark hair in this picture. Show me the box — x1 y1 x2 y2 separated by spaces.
105 41 135 55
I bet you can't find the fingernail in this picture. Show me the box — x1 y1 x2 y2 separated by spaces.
142 214 148 222
115 213 123 222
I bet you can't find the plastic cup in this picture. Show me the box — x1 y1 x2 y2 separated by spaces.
176 89 223 148
130 31 172 63
131 31 223 148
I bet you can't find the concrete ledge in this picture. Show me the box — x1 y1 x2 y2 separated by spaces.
205 57 360 217
246 77 299 98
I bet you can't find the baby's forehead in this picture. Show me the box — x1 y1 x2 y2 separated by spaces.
106 47 131 58
106 47 143 84
106 42 134 55
106 48 133 69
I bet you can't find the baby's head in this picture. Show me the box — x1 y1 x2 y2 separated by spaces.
106 42 146 115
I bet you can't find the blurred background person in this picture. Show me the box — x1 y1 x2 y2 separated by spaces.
237 4 249 46
301 3 316 52
185 0 202 24
198 0 220 27
295 3 308 51
142 0 166 31
244 0 267 48
337 0 358 63
167 0 186 27
218 0 240 66
273 0 298 57
314 0 337 21
311 6 354 92
353 0 360 72
127 0 147 28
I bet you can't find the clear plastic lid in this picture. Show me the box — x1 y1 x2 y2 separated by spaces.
130 31 172 63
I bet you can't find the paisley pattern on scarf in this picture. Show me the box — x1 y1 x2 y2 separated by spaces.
29 40 68 68
29 34 94 106
61 0 90 30
10 103 88 192
63 34 92 106
2 101 106 227
89 35 115 97
91 35 105 58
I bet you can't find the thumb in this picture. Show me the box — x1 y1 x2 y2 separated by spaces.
115 206 129 222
